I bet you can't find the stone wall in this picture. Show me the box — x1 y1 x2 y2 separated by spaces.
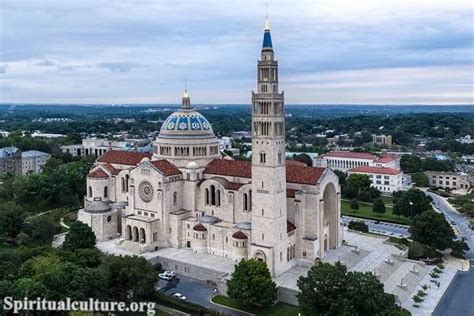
277 286 299 305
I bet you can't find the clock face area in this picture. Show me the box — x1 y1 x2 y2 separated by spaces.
138 181 154 202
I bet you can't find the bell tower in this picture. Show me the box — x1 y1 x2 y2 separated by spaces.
250 16 289 276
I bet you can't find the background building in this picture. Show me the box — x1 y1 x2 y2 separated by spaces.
22 150 51 175
348 166 403 193
425 171 471 191
0 146 22 176
315 151 400 172
372 134 392 146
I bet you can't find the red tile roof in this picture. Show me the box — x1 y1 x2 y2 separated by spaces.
150 160 181 176
349 166 401 175
287 221 296 233
102 163 120 175
97 150 152 166
204 159 325 185
193 223 207 231
286 189 298 198
203 159 252 178
375 155 398 163
325 151 375 160
87 168 109 178
286 164 325 185
232 230 248 239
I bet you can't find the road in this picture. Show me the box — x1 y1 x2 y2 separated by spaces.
341 216 410 238
425 191 474 259
433 263 474 316
156 275 245 316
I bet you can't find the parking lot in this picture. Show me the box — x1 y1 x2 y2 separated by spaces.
341 216 410 238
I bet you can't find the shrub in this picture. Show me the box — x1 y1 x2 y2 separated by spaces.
348 221 369 233
408 242 425 260
412 295 423 303
350 199 360 210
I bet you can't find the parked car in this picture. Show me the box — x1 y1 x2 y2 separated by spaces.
164 270 176 277
158 273 172 281
450 220 457 225
172 293 186 300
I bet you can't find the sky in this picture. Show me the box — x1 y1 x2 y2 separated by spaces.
0 0 473 105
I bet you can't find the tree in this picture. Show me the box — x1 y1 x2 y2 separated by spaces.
342 185 358 200
297 261 397 315
409 211 456 251
392 189 432 218
100 255 158 301
412 172 429 187
347 174 371 192
0 202 27 239
24 215 60 244
373 198 386 214
62 221 96 251
358 191 372 202
333 170 347 186
401 155 423 173
294 153 313 167
227 258 277 307
350 199 359 210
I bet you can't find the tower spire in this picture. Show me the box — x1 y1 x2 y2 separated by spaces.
264 3 270 30
182 78 190 110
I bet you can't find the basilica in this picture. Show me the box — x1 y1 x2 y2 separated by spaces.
78 18 342 277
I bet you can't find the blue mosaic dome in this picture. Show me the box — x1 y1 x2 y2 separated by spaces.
159 110 215 137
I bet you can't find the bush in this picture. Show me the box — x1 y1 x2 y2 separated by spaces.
430 272 440 278
408 242 425 260
373 198 386 214
412 295 423 303
348 221 369 233
350 199 360 210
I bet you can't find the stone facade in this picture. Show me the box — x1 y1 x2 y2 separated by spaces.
425 171 471 191
79 19 342 277
0 146 22 176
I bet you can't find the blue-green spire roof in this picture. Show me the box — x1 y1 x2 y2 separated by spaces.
262 29 273 49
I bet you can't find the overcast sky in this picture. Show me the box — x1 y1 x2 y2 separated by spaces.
0 0 473 105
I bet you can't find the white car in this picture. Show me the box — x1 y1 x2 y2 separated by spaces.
173 293 186 300
164 270 176 277
158 273 172 281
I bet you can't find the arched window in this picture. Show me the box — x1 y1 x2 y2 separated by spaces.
205 188 210 205
243 193 248 211
210 185 216 205
217 190 221 207
278 152 282 164
88 186 92 198
125 175 129 192
173 192 177 205
104 186 108 198
260 152 266 164
121 178 125 192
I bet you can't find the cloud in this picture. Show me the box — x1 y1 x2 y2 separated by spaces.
0 0 472 104
98 62 145 73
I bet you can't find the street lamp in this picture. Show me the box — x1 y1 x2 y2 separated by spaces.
409 201 413 218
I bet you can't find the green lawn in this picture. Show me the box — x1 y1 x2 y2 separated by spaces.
341 200 411 225
212 295 299 316
379 194 394 206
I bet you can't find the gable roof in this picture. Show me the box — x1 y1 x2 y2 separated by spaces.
375 155 398 163
203 159 325 185
149 160 181 177
97 150 152 166
87 168 109 178
102 163 120 175
324 151 375 160
349 166 401 175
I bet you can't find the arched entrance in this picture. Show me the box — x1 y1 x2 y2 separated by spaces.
133 227 139 242
255 250 266 262
139 228 146 243
125 225 132 240
322 183 338 249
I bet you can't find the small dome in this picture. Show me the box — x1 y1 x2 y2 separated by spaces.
159 110 214 138
198 215 219 224
232 230 248 239
141 157 150 163
193 223 207 231
234 222 251 230
186 161 199 169
85 200 111 213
